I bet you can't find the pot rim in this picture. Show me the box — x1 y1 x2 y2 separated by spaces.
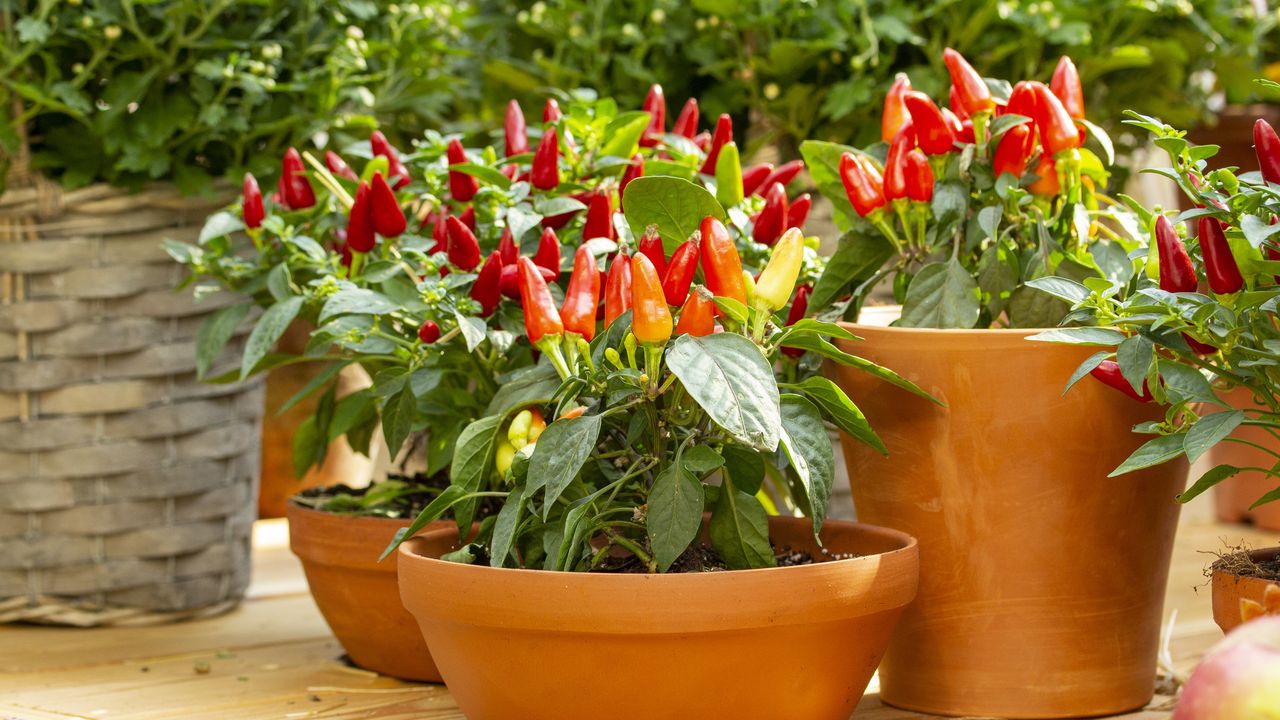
1211 546 1280 579
849 304 1057 338
398 516 919 633
286 496 418 525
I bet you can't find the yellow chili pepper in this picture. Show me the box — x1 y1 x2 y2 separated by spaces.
753 227 804 312
715 141 744 208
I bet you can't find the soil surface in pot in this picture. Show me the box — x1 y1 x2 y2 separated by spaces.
593 542 855 573
1214 550 1280 582
292 474 502 520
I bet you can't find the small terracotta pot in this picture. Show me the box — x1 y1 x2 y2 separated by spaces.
1212 547 1280 634
398 516 919 720
828 312 1187 718
287 501 449 681
1206 387 1280 531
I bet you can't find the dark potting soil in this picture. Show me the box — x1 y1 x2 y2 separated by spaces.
292 473 502 521
592 542 857 574
1213 550 1280 582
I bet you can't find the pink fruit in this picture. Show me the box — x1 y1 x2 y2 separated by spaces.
1174 615 1280 719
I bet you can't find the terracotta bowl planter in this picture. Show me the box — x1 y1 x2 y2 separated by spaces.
827 311 1187 718
287 502 449 682
1205 386 1280 531
1212 547 1280 634
398 516 918 720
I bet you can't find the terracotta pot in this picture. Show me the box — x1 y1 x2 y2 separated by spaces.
398 516 918 720
259 323 373 518
287 501 449 682
1212 547 1280 634
828 311 1187 718
1205 387 1280 531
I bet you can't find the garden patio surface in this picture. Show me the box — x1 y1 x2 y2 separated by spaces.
0 511 1273 720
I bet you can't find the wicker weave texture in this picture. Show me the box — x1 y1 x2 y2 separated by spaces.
0 176 264 627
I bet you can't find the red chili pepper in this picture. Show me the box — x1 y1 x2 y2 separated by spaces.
693 131 711 152
498 226 518 265
1050 56 1085 120
324 151 358 181
505 100 529 157
242 173 264 229
1090 360 1152 402
534 227 561 279
447 138 479 202
699 114 733 175
471 252 504 316
532 127 560 190
903 92 957 156
418 320 441 344
1155 215 1197 293
1006 81 1038 120
583 192 614 241
993 123 1035 178
882 74 913 142
1184 335 1217 355
369 172 406 237
446 215 481 271
560 245 601 340
905 150 935 203
674 286 715 337
620 154 644 204
758 160 805 194
781 284 811 358
604 252 633 327
459 206 476 232
662 239 699 306
518 257 564 344
839 152 886 217
1030 82 1081 155
431 213 448 254
274 175 287 208
281 148 316 209
1028 156 1060 197
543 98 562 123
1198 217 1243 294
753 182 789 246
641 84 666 147
787 193 811 231
501 164 519 181
672 98 699 139
1255 119 1280 184
500 263 555 299
948 84 970 122
741 163 774 197
943 48 994 116
884 125 915 202
630 253 673 345
699 216 746 305
638 227 667 277
941 108 973 143
346 180 376 253
370 131 410 189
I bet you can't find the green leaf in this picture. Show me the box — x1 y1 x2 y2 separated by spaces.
712 296 749 325
319 289 398 323
778 395 834 536
1178 464 1241 504
267 263 292 302
799 140 860 221
379 485 470 561
899 259 980 328
682 445 725 476
450 415 504 530
453 310 487 351
1240 214 1280 248
1159 361 1220 405
1026 276 1090 305
709 484 775 570
666 333 781 451
530 414 604 516
780 334 940 405
647 462 705 572
292 416 322 479
1109 433 1188 477
1184 410 1244 464
240 296 303 380
787 376 885 454
1063 351 1110 396
1006 284 1068 329
198 211 243 244
721 446 765 495
381 386 418 462
489 484 525 568
622 176 726 251
195 303 250 380
486 363 562 416
599 111 651 159
1027 327 1127 346
448 162 513 189
810 231 895 311
1116 334 1154 396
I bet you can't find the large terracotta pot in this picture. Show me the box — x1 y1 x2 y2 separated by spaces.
828 312 1187 718
1206 387 1280 531
1212 547 1280 634
287 501 448 681
398 516 918 720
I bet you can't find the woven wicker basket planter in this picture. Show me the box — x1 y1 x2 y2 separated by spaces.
0 163 264 626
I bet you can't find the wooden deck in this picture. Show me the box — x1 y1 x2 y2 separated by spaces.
0 513 1274 720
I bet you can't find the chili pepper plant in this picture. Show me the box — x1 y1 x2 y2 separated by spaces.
382 200 930 571
802 49 1143 329
171 88 823 512
1028 97 1280 510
